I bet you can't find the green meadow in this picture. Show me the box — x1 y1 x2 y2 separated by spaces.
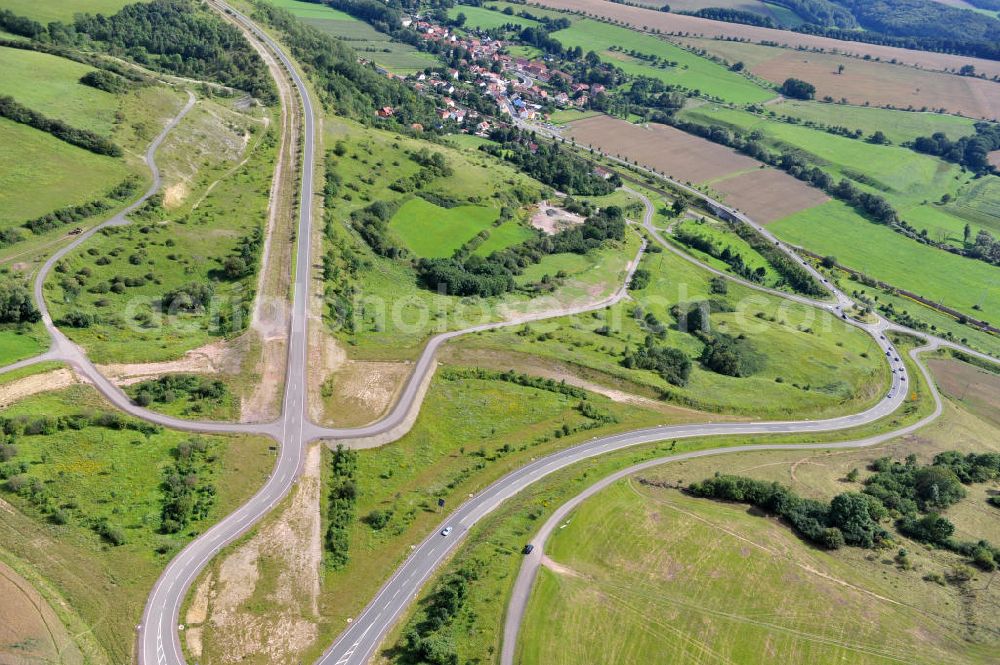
389 197 501 258
0 0 143 23
550 19 775 104
0 45 121 135
771 200 1000 325
0 324 47 366
449 4 540 30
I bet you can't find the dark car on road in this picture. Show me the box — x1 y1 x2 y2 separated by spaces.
523 544 534 555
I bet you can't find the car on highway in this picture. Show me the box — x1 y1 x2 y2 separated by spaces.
441 526 453 536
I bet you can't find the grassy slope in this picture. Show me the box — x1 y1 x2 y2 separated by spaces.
771 200 1000 326
46 96 275 363
449 5 540 30
0 45 120 135
0 385 272 664
772 99 977 145
550 19 774 104
0 324 47 365
0 119 130 228
459 239 887 418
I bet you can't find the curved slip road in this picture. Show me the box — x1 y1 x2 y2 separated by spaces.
499 340 944 665
0 4 993 665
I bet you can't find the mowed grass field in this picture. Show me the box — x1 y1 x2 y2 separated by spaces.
550 19 775 104
768 99 977 145
389 197 501 258
449 4 540 30
679 37 1000 120
771 200 1000 324
0 384 273 664
519 473 995 665
262 0 437 73
0 325 47 365
0 0 143 23
0 46 120 135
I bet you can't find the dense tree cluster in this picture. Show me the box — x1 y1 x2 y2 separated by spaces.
699 332 765 377
0 281 41 324
79 69 131 93
912 123 1000 174
132 374 227 408
350 200 406 260
484 129 620 196
622 335 692 386
683 7 776 28
401 564 480 665
326 444 358 569
415 207 625 298
779 77 816 100
673 226 767 285
0 95 122 156
688 475 889 549
769 0 857 27
160 438 217 534
74 0 275 102
726 220 827 296
162 282 214 313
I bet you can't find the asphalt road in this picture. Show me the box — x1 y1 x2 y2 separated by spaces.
499 340 944 665
0 6 995 665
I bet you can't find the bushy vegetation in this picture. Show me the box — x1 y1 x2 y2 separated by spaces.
0 280 41 324
622 335 692 386
484 128 620 196
692 452 1000 570
21 177 138 236
779 78 816 101
688 475 888 549
326 444 358 570
699 332 765 378
160 438 217 534
673 226 767 285
79 69 130 93
400 564 480 665
0 95 122 156
131 374 227 408
912 123 1000 174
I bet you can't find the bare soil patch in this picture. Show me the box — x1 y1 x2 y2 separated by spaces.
927 358 1000 428
710 168 829 222
531 0 1000 78
0 369 77 408
321 360 411 428
163 182 190 209
989 150 1000 170
530 201 586 235
307 327 346 423
567 115 759 183
99 339 243 385
241 335 286 424
191 444 322 665
0 561 83 665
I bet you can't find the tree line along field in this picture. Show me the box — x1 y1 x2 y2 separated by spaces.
517 357 1000 665
261 0 437 74
528 0 1000 79
678 104 995 239
45 94 277 364
678 37 1000 121
0 379 273 664
320 120 639 361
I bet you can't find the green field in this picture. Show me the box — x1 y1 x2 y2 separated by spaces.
772 201 1000 324
0 325 47 365
474 219 536 256
262 0 438 73
551 19 775 104
0 118 130 229
0 46 120 135
389 197 501 258
672 217 782 285
0 0 143 23
0 384 272 663
519 473 994 665
547 108 601 124
449 4 540 30
771 99 977 145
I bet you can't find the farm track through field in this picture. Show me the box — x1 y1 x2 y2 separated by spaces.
0 3 997 665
